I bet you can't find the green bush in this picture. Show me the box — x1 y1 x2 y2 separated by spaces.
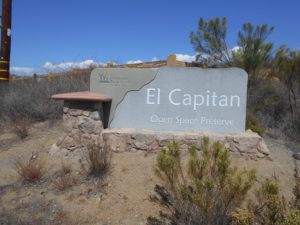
246 113 265 136
292 165 300 209
232 177 300 225
248 179 286 225
284 210 300 225
149 140 300 225
247 78 289 130
149 138 257 225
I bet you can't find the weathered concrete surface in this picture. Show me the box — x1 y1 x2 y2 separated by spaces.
102 128 270 159
109 67 248 133
90 68 159 124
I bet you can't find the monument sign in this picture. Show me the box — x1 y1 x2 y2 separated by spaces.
90 67 247 133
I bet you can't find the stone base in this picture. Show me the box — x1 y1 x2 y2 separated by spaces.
102 128 270 159
56 101 104 151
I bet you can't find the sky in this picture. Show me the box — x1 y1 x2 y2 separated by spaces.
7 0 300 75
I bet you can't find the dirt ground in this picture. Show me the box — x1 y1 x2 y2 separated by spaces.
0 121 298 225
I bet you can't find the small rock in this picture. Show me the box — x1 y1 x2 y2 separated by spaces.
49 144 60 155
60 136 80 150
69 109 83 116
256 152 266 158
93 121 103 134
293 153 300 161
79 120 95 134
224 142 230 149
56 136 65 146
82 110 90 117
63 116 78 131
63 107 69 113
90 111 100 120
257 140 270 155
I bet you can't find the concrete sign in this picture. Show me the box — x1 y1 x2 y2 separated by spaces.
90 68 158 124
90 67 248 133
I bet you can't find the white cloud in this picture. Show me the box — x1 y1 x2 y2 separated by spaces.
231 46 242 53
175 54 196 62
10 67 36 75
43 59 108 71
126 60 143 64
151 57 158 61
174 48 241 63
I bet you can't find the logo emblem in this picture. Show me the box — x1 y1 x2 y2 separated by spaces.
99 72 111 83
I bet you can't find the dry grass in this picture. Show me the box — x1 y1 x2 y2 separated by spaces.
60 162 72 175
0 74 89 131
51 175 77 192
14 157 45 183
86 142 112 177
11 118 30 139
51 162 77 192
49 210 85 225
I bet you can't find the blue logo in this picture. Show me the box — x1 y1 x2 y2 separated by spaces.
99 72 111 83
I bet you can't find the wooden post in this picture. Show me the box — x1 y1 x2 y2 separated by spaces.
0 0 12 81
167 54 186 67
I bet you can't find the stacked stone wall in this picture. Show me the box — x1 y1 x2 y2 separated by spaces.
102 128 270 159
55 101 104 151
52 101 270 160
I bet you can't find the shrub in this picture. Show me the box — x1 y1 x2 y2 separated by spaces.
149 141 300 225
86 142 112 177
149 138 257 225
10 117 31 139
14 157 45 183
247 77 289 129
292 162 300 209
284 210 300 225
284 116 300 142
246 113 265 136
247 179 286 225
51 162 76 192
233 173 300 225
52 175 77 192
0 73 89 128
59 161 72 175
232 209 254 225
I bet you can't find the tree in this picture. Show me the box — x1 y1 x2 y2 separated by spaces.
190 17 275 75
232 23 274 77
190 17 231 66
273 45 300 119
